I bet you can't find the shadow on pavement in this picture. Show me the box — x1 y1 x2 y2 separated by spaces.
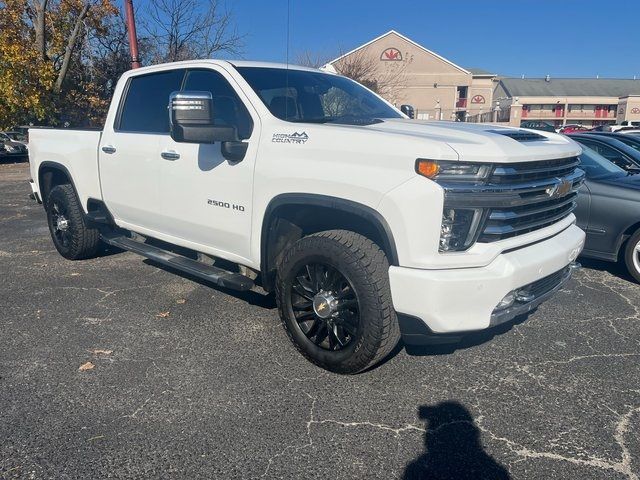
404 311 531 357
403 401 510 480
141 258 277 309
578 256 637 285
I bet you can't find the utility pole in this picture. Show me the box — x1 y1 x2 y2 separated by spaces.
124 0 141 69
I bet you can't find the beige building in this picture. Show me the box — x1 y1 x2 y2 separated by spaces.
493 79 640 128
326 30 640 128
325 30 498 121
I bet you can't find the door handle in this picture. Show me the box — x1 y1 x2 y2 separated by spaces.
161 150 180 161
101 145 116 154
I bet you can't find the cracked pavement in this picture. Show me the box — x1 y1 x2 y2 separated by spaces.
1 161 639 479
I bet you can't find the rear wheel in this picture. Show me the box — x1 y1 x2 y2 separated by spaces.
275 230 400 374
46 184 100 260
623 229 640 283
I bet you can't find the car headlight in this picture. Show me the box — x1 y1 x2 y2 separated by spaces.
416 159 492 182
439 208 485 252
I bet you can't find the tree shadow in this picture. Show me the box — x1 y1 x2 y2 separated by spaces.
403 401 510 480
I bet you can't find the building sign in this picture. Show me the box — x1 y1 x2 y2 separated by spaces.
631 107 640 114
471 95 486 104
380 47 402 61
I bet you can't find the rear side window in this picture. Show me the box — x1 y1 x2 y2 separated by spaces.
182 69 254 140
118 69 186 133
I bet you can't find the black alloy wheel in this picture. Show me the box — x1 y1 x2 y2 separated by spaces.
289 262 360 351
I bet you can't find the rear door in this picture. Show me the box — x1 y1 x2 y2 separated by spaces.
99 68 186 233
156 67 259 262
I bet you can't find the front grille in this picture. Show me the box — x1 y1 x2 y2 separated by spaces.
478 157 582 242
479 192 578 241
489 157 580 184
441 156 584 245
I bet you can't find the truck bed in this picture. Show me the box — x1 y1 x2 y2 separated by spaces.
28 128 103 211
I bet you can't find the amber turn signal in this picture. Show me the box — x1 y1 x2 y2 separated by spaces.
415 160 440 179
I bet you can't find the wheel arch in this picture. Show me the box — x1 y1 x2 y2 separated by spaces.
38 162 78 206
260 193 399 292
616 220 640 260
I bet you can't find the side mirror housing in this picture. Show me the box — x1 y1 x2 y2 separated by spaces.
400 104 415 119
169 91 239 144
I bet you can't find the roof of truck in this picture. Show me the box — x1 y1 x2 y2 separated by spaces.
126 59 321 75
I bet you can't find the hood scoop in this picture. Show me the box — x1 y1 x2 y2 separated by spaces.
488 130 548 142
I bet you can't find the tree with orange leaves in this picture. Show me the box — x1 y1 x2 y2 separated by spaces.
0 0 120 129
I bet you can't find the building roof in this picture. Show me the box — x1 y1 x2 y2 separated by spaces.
466 67 497 77
327 30 471 75
499 78 640 98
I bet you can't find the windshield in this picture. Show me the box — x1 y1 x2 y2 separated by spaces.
613 135 640 152
579 145 626 179
236 67 402 125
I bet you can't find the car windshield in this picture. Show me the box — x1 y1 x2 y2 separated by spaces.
579 145 626 179
236 67 402 125
613 135 640 152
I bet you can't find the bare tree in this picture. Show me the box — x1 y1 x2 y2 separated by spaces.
331 49 408 105
294 50 332 69
54 1 91 93
143 0 244 63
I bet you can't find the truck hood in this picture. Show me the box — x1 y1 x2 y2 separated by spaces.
361 118 581 163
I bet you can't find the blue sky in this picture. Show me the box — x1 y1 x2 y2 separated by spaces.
229 0 639 78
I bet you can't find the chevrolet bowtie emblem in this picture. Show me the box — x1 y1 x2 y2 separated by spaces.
317 302 327 312
546 179 572 199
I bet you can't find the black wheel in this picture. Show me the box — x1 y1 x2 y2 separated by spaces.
623 229 640 283
275 230 400 374
46 184 100 260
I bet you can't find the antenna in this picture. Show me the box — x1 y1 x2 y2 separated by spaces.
285 0 291 120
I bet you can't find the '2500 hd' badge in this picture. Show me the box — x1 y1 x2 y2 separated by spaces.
272 132 309 144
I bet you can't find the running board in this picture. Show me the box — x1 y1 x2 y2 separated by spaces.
101 233 254 291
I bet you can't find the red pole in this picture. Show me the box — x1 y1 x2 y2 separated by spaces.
124 0 141 69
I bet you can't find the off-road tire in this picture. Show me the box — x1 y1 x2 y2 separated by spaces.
623 229 640 283
275 230 400 374
46 184 100 260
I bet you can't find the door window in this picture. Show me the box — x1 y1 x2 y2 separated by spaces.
182 69 254 140
117 69 186 133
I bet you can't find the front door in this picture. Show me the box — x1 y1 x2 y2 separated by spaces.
157 67 259 263
100 68 186 234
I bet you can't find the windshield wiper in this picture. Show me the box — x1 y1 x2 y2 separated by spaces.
325 115 384 126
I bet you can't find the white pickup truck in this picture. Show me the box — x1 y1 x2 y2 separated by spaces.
28 60 585 374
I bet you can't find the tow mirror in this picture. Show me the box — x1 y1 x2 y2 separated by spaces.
169 91 238 144
400 104 415 119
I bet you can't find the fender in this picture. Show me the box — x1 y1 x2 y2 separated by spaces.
260 193 400 278
38 161 80 207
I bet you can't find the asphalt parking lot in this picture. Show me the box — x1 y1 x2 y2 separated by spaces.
1 160 639 480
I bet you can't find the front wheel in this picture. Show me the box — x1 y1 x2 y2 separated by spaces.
46 184 100 260
623 229 640 283
275 230 400 374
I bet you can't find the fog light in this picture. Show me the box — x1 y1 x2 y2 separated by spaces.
515 290 535 303
495 291 515 311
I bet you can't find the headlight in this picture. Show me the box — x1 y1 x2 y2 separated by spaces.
439 208 485 252
416 159 492 182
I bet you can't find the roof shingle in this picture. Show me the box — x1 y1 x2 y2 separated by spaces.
499 78 640 97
